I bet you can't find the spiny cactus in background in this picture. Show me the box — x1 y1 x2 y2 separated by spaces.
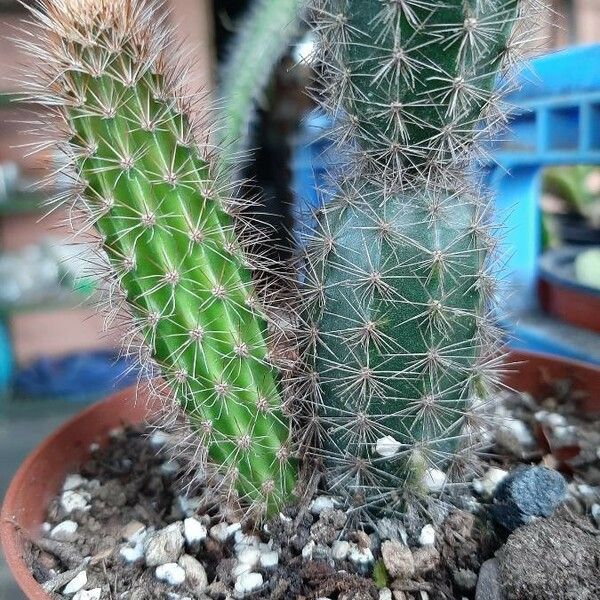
219 0 306 173
21 0 297 518
301 0 543 518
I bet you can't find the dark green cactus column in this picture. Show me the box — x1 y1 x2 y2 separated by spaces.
316 0 519 179
26 0 296 517
304 0 527 516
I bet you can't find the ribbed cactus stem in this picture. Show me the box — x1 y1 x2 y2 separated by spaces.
219 0 305 173
24 0 296 517
302 0 536 517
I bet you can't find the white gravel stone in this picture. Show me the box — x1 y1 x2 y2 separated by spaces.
496 419 535 455
50 520 79 542
259 550 279 569
234 531 260 547
421 468 446 493
233 561 252 578
41 522 52 534
375 435 402 458
149 430 171 447
302 540 315 560
160 460 180 476
419 524 435 547
473 467 508 497
348 543 374 566
234 572 263 597
73 589 101 600
331 540 350 561
120 542 145 563
144 523 185 567
121 521 146 543
88 442 100 453
60 490 90 514
237 547 261 568
175 495 203 518
62 571 87 595
309 496 335 515
178 554 208 594
210 521 241 542
155 563 186 586
279 512 292 523
63 474 88 492
183 517 207 546
379 589 393 600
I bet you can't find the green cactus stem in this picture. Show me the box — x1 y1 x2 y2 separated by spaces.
23 0 296 517
218 0 306 173
302 0 536 517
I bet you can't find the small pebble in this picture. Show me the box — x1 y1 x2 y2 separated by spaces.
63 474 88 492
73 590 101 600
259 550 279 568
331 540 350 561
237 547 261 568
145 523 185 567
453 568 478 591
418 524 435 546
210 521 241 542
379 589 393 600
491 466 567 531
375 435 402 458
63 571 87 595
155 563 186 586
234 572 263 597
412 547 439 576
591 504 600 527
149 430 171 447
302 540 315 560
183 517 207 546
496 419 535 456
310 496 336 515
120 541 145 564
178 554 208 594
473 467 508 497
41 522 52 534
50 520 78 542
121 521 146 543
348 543 374 567
421 468 446 493
60 491 89 514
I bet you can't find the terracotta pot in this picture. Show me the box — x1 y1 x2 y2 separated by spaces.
1 386 161 600
3 352 600 598
537 247 600 334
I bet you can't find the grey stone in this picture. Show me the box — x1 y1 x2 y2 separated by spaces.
453 568 478 591
491 466 567 531
145 523 185 567
475 559 504 600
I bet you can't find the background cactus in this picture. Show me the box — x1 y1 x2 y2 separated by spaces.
22 0 297 518
301 0 541 517
218 0 306 174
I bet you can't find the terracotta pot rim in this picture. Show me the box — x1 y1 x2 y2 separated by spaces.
2 351 600 599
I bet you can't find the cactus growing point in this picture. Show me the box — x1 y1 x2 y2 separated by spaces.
21 0 297 518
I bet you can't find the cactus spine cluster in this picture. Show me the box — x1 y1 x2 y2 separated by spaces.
219 0 305 172
22 0 297 517
302 0 537 516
